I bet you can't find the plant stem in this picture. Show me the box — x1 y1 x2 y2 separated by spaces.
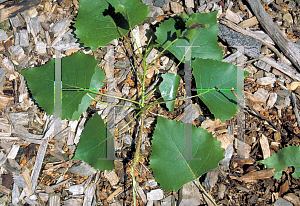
134 111 144 167
88 90 140 106
141 56 147 107
196 179 218 206
87 94 140 109
131 109 145 206
117 110 142 134
145 91 209 108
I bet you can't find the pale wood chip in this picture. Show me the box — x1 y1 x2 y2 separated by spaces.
230 169 275 182
260 134 270 159
217 133 234 150
107 187 123 202
0 184 11 194
30 118 61 192
170 1 184 13
83 183 96 206
21 167 33 197
104 170 119 186
48 193 61 206
238 17 258 28
283 193 300 206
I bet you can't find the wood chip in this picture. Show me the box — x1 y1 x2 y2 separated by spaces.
261 57 300 81
19 29 29 47
279 180 289 197
12 183 20 204
0 29 8 41
107 187 123 201
185 0 194 8
256 77 276 85
230 169 275 182
170 1 184 14
1 57 15 73
7 144 20 159
137 186 147 204
260 134 270 159
50 18 72 37
35 39 46 55
64 199 83 206
68 161 97 177
74 117 86 144
178 181 203 205
283 193 300 206
8 45 27 63
48 193 61 206
0 184 11 195
30 118 61 192
236 139 251 159
217 133 234 149
83 183 95 206
238 17 258 28
68 184 84 195
245 0 300 70
245 91 266 104
225 9 242 24
286 82 300 91
266 92 277 109
0 0 43 22
65 49 79 56
21 168 33 197
104 170 119 186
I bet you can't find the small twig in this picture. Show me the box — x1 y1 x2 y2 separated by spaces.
87 93 140 109
148 111 168 118
88 90 140 105
244 53 274 64
231 88 282 134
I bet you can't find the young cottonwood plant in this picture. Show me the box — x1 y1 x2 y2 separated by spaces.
20 0 240 205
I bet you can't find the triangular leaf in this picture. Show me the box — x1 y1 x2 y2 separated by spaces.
258 145 300 180
155 11 223 62
114 0 150 29
74 0 150 50
20 53 105 121
192 58 237 122
159 73 181 112
149 117 224 192
73 114 115 171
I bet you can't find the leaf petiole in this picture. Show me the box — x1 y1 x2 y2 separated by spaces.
145 91 208 108
87 94 140 109
88 90 140 106
117 110 142 134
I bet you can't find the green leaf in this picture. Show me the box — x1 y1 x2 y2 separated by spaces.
258 145 300 180
178 13 189 22
73 114 115 171
155 11 223 62
159 73 180 112
20 53 105 121
192 58 237 122
74 0 149 50
114 0 150 29
149 117 224 192
181 28 197 42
